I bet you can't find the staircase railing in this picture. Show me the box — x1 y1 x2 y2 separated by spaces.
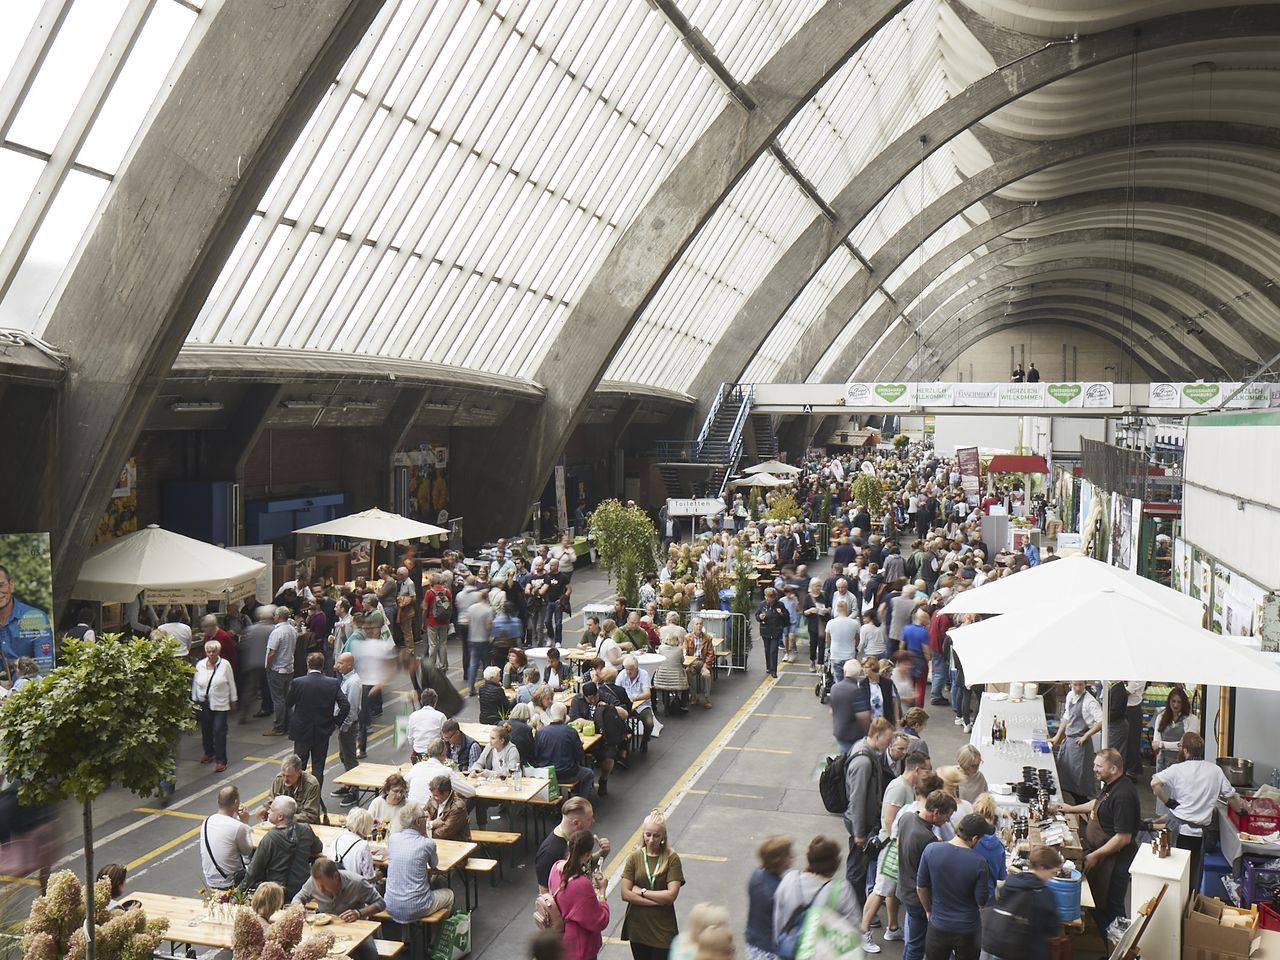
696 383 731 451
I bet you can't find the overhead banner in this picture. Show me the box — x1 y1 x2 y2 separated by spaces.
957 446 980 501
844 382 1113 408
1149 381 1275 409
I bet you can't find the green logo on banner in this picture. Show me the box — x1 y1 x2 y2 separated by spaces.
1182 383 1220 405
1046 383 1081 404
875 383 908 403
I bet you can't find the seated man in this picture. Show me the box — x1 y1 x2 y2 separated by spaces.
425 774 471 841
406 688 446 762
542 647 572 689
614 612 648 655
263 754 322 824
241 796 321 900
385 802 455 923
407 738 476 803
515 666 541 704
533 702 595 799
292 858 384 960
618 655 655 750
441 718 482 771
572 681 629 797
579 616 602 650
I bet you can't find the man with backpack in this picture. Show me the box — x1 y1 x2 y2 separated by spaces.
844 718 894 950
423 573 452 672
982 845 1064 960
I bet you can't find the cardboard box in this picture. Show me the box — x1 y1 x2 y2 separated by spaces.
1184 894 1261 959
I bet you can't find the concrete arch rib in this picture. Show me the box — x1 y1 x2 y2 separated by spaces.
803 186 1280 383
875 226 1280 366
448 0 914 541
813 122 1280 383
36 0 386 592
684 5 1280 408
887 298 1184 379
879 289 1195 381
913 314 1161 383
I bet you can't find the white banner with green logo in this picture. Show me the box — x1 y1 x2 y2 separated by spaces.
843 381 1114 408
1148 382 1274 409
843 382 915 406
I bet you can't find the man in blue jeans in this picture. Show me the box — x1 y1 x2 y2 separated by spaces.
464 590 494 695
916 814 992 959
897 790 957 960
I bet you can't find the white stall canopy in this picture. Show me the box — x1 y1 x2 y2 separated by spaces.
75 525 266 604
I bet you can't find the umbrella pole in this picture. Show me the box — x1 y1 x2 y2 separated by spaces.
1101 680 1110 759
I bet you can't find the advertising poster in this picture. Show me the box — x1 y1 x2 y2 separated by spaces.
395 446 450 523
998 382 1046 407
1172 538 1189 594
953 383 1001 407
0 533 56 676
957 446 980 501
95 457 138 543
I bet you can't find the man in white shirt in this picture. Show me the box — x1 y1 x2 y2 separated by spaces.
830 579 858 623
1152 731 1248 894
619 655 655 748
406 738 476 802
192 640 237 771
406 688 446 760
265 607 298 736
201 786 253 890
332 652 363 807
825 600 860 680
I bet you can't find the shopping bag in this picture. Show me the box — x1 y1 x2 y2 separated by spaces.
878 838 899 883
796 880 864 960
430 911 471 960
527 766 561 803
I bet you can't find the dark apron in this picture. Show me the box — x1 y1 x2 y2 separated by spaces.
1082 790 1138 915
1056 695 1096 799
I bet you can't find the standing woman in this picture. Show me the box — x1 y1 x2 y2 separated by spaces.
548 829 610 960
621 809 686 960
802 579 827 673
1153 685 1198 813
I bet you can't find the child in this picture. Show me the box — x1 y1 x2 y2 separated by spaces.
251 882 285 925
982 845 1063 960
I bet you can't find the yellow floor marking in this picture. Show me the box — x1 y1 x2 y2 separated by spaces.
133 807 207 820
126 825 202 870
244 756 284 763
686 788 766 799
755 712 815 719
679 853 729 862
603 672 774 885
722 745 792 755
0 874 40 886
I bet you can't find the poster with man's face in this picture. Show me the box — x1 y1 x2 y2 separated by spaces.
0 533 56 676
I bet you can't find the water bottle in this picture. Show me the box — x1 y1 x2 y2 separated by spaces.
1269 767 1280 790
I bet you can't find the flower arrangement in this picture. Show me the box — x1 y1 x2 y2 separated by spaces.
199 887 249 924
21 871 168 960
232 905 333 960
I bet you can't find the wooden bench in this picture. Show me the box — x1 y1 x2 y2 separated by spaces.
372 908 450 960
469 829 521 876
462 857 498 909
375 940 404 957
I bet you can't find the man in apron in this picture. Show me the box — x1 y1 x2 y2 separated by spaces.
1054 748 1140 942
1152 731 1249 895
1050 681 1103 803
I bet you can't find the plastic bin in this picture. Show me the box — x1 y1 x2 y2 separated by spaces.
1261 903 1280 932
1229 798 1280 835
1243 856 1280 906
1048 869 1083 922
1201 849 1232 900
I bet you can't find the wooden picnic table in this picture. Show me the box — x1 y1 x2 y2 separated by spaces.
469 774 551 803
250 822 477 873
333 762 405 793
128 892 381 954
334 760 553 810
459 720 600 752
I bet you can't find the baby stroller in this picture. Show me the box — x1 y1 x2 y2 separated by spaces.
814 661 835 703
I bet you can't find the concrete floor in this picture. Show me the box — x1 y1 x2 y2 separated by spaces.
6 556 1134 959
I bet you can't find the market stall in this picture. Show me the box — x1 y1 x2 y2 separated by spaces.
295 507 448 579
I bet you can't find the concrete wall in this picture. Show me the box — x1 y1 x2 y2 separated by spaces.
1050 416 1108 454
932 415 1020 455
940 324 1129 382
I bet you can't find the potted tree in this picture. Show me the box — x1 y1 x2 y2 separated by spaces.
1 635 195 960
589 499 659 607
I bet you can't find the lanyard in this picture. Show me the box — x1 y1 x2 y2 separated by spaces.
642 850 663 886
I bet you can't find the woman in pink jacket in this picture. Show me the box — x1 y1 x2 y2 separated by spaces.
548 829 611 960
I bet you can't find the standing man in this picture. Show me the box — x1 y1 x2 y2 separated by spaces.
464 589 494 695
286 652 350 790
423 573 452 671
901 610 932 710
200 614 238 691
845 717 894 951
543 558 571 645
1050 681 1103 803
898 790 958 960
264 606 298 737
1123 681 1147 778
1055 748 1140 941
332 652 363 808
534 797 611 893
915 814 992 959
239 606 275 723
756 587 789 680
825 600 859 683
1151 732 1249 894
192 640 237 772
829 660 867 754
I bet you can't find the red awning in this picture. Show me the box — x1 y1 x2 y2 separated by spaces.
987 454 1050 474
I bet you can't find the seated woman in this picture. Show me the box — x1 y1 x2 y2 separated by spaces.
384 804 455 923
476 666 508 725
250 882 284 927
329 806 377 881
515 666 542 704
501 648 528 689
97 863 128 912
425 775 471 842
505 703 537 766
652 613 690 716
472 723 524 778
367 773 409 835
529 685 556 730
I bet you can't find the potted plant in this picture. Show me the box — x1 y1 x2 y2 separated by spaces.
20 870 168 960
589 499 659 607
850 473 884 515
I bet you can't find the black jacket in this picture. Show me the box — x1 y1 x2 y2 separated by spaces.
286 670 349 742
476 681 507 725
506 718 535 765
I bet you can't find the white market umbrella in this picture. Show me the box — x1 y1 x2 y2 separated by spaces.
949 587 1280 746
294 507 447 541
730 472 787 488
943 553 1205 626
744 459 800 475
75 525 266 604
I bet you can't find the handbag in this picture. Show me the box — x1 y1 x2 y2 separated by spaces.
879 837 899 882
796 879 861 960
430 911 471 960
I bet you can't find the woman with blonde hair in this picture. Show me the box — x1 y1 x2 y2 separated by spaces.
936 766 974 825
953 744 989 803
250 881 284 925
329 806 376 880
671 903 730 960
621 809 686 960
970 792 1007 900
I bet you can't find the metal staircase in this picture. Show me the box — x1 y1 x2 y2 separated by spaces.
750 412 777 459
654 383 753 499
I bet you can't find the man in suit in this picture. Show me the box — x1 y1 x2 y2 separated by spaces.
286 652 349 790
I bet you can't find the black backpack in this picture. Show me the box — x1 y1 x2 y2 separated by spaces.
818 752 851 814
981 882 1043 958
